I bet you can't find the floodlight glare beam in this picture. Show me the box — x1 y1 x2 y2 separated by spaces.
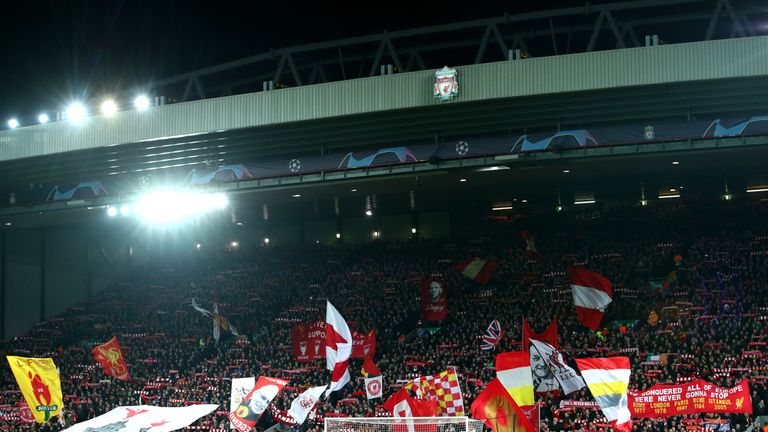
134 95 151 111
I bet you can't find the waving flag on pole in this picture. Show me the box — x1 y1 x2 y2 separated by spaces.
325 301 352 393
522 318 558 350
495 351 537 429
91 336 130 381
6 356 63 424
453 258 499 285
471 378 534 432
529 339 585 395
191 299 241 343
575 357 632 432
480 320 504 351
287 385 326 425
570 267 613 330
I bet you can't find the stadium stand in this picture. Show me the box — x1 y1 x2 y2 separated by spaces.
0 200 766 431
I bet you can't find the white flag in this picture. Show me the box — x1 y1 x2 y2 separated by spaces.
530 338 586 394
230 377 255 428
62 404 218 432
364 376 383 399
287 385 327 425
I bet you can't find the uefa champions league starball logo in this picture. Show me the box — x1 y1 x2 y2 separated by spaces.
288 159 301 173
455 141 469 156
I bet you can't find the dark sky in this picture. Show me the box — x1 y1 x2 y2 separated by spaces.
0 0 621 122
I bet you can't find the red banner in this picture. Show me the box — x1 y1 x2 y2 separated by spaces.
291 322 376 362
91 336 130 381
629 379 752 418
421 275 447 321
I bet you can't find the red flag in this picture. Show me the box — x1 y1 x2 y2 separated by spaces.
522 318 558 350
570 267 613 330
91 336 130 381
382 388 437 417
361 357 381 378
420 275 447 321
471 378 535 432
453 258 499 285
352 328 377 359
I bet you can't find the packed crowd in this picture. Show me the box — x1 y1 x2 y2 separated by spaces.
0 201 767 432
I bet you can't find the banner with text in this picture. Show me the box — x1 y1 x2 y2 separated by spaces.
291 322 376 362
628 379 751 418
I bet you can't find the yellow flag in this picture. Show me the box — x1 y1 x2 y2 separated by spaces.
6 356 63 423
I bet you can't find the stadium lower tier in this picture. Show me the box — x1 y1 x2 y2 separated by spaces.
1 202 767 432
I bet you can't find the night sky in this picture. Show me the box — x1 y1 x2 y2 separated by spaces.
0 0 631 123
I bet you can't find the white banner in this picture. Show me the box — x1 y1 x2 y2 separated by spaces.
230 377 255 428
63 404 218 432
287 385 327 425
364 376 383 399
530 339 586 395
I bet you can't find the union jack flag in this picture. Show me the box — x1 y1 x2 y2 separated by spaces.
480 319 503 350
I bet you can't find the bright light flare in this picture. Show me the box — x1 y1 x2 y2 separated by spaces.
134 190 228 224
38 113 49 124
7 118 18 129
107 207 118 217
65 102 88 123
101 99 118 117
134 95 150 111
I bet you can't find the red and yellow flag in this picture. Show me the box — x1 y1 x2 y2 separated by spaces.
6 356 63 423
92 336 130 380
471 378 534 432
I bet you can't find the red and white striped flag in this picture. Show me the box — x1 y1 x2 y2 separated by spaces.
570 267 613 330
575 357 632 432
325 301 352 393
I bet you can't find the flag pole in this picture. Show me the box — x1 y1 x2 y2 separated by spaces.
537 402 541 432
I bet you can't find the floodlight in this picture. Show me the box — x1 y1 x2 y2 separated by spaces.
336 233 341 239
365 209 373 216
264 238 270 244
134 95 150 111
7 119 18 129
411 227 417 234
64 102 87 123
134 190 229 224
120 205 130 216
231 241 239 247
101 100 118 117
196 243 202 249
38 113 49 124
107 207 118 217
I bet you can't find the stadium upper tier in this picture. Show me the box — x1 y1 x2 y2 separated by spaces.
1 36 767 166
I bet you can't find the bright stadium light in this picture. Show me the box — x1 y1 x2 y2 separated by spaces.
120 205 131 216
7 118 19 129
336 233 341 239
365 209 373 216
231 241 239 248
107 206 118 217
134 95 150 111
134 190 229 224
38 113 49 124
64 102 87 123
196 243 202 249
411 227 417 234
101 99 118 117
264 238 270 244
